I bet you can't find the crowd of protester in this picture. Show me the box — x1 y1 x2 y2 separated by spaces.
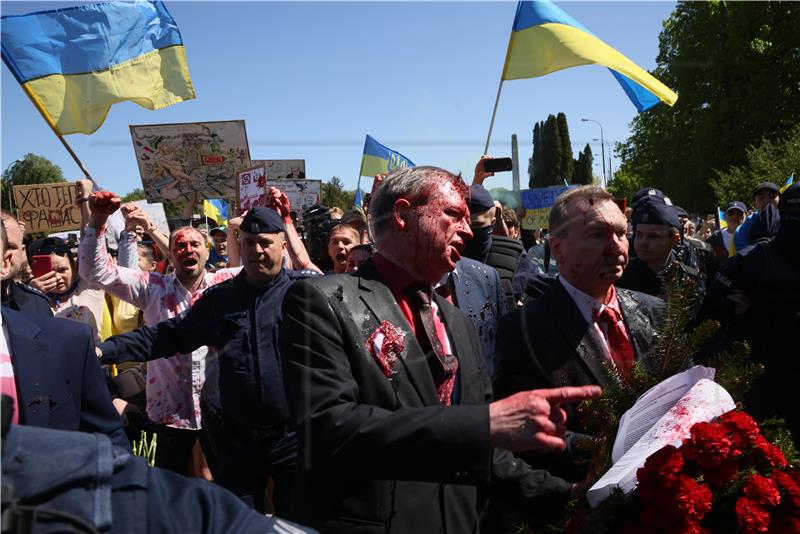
1 158 797 533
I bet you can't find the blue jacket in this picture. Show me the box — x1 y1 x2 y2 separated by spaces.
1 306 129 450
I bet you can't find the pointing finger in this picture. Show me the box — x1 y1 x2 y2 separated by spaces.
531 385 602 406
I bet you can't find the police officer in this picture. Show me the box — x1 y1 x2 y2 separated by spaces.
702 184 800 441
98 207 319 514
617 196 703 301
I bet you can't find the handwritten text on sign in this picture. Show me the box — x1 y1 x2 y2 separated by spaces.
13 182 81 234
520 185 574 230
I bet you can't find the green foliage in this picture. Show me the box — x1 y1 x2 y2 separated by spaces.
573 144 594 185
606 167 644 199
120 188 146 203
557 112 575 183
616 1 800 211
530 113 579 187
321 176 355 210
710 124 800 205
2 153 66 211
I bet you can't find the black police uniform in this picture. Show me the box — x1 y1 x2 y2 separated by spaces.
1 282 52 316
701 186 800 441
98 208 320 513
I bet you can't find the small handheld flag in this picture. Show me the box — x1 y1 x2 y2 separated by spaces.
359 135 415 177
203 199 229 227
781 174 795 193
1 1 195 135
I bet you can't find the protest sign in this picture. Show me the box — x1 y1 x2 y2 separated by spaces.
253 160 306 180
130 120 251 203
13 182 81 234
265 179 321 214
134 200 170 236
238 165 267 211
520 185 574 230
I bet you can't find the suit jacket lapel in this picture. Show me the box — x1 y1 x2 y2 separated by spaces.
548 281 610 387
3 309 51 427
356 262 439 406
617 289 655 372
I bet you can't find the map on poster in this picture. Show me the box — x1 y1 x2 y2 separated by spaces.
252 160 306 180
130 120 251 203
265 179 321 214
238 165 267 211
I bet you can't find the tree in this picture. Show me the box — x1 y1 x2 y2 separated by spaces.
615 2 800 211
607 167 645 200
539 114 562 186
321 176 355 210
557 112 575 183
2 153 65 211
573 144 594 185
528 122 543 188
711 124 800 205
120 188 146 203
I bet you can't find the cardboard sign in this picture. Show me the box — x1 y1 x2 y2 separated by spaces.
238 165 267 211
264 179 321 214
252 160 306 180
130 120 251 203
520 185 574 230
13 182 81 234
135 200 170 236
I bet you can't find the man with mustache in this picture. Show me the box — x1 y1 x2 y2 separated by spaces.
493 186 664 525
280 166 600 533
78 192 241 477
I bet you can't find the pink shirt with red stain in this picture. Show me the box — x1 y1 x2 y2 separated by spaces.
79 226 241 430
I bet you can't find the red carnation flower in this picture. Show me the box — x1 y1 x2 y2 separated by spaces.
683 422 733 469
672 475 713 522
736 497 771 533
772 471 800 510
644 445 685 476
702 457 739 487
743 474 781 507
753 435 788 468
719 410 760 455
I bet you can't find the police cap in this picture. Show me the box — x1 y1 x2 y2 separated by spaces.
468 185 494 214
240 207 285 234
632 187 672 207
753 181 780 197
632 196 681 229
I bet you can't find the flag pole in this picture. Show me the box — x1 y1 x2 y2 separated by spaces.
483 80 505 154
20 84 95 184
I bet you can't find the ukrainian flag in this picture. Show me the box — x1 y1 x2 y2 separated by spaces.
781 173 795 193
1 1 195 135
203 199 228 227
359 135 415 177
716 207 727 231
501 1 677 112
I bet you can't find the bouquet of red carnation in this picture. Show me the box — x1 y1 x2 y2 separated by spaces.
624 410 800 534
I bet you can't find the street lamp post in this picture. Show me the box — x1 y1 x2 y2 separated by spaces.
593 138 613 183
582 118 605 187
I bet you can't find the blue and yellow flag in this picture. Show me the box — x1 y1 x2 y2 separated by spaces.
716 207 728 231
203 199 229 227
359 135 415 177
501 1 677 112
781 173 795 193
353 187 364 210
1 1 195 135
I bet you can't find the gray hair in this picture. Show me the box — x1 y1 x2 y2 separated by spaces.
549 185 615 237
369 166 464 240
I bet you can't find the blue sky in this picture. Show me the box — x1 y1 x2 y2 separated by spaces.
1 1 676 196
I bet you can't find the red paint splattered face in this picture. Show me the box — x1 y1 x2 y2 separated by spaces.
405 181 473 283
551 199 628 299
170 228 208 279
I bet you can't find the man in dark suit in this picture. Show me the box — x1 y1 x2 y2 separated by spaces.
280 166 600 533
0 219 128 450
494 186 662 484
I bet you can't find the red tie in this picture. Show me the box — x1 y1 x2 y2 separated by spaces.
405 284 459 405
595 306 635 380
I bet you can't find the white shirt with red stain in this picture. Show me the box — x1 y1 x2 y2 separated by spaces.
79 226 242 430
558 276 632 365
